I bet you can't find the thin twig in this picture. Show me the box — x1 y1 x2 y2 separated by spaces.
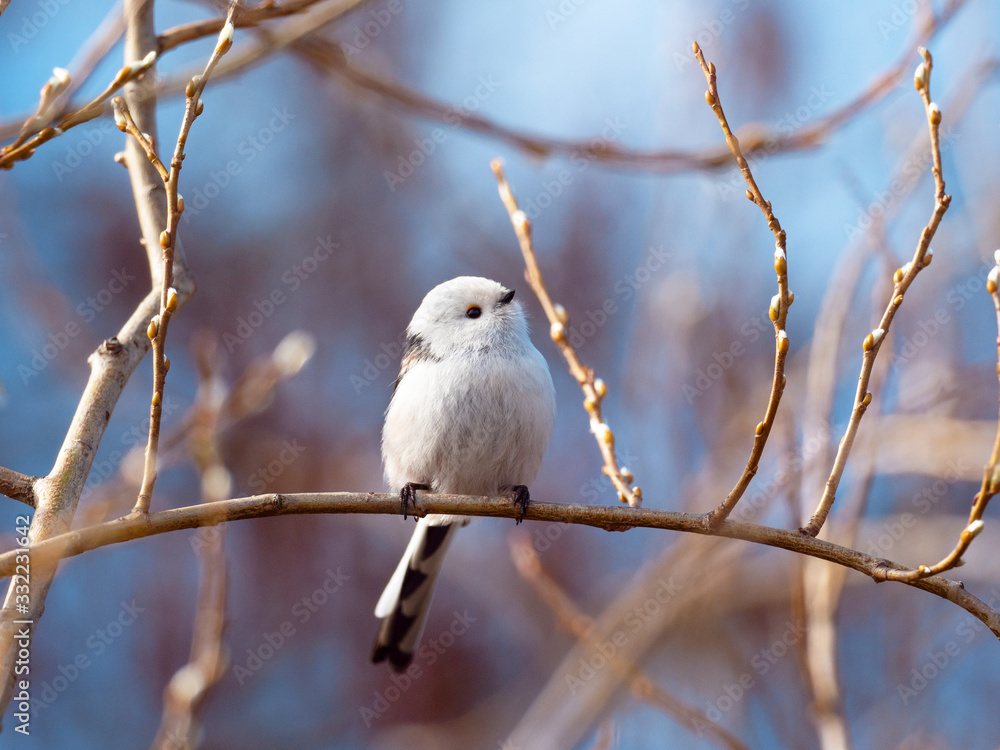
511 537 750 750
130 6 238 516
491 160 641 507
0 52 158 170
64 1 128 108
0 0 969 174
0 0 177 718
150 340 230 750
803 48 952 537
157 0 341 51
689 43 791 527
1 491 998 639
877 251 1000 583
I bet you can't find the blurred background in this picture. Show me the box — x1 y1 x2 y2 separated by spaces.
2 0 1000 747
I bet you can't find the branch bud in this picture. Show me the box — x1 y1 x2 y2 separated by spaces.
928 102 941 126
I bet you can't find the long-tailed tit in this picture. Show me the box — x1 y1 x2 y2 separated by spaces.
371 276 556 671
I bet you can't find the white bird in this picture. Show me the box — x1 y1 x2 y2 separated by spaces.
372 276 556 671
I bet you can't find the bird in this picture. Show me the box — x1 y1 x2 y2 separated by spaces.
372 276 556 671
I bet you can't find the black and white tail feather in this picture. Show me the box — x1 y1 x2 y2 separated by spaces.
372 276 555 671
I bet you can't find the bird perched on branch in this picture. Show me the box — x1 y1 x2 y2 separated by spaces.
372 276 555 671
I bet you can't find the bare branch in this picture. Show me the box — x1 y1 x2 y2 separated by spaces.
130 6 237 516
689 43 791 527
877 251 1000 582
491 160 641 507
511 537 751 750
803 48 952 537
0 468 37 508
0 53 157 170
0 491 997 640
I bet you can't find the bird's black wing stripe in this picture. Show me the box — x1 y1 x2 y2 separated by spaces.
392 332 439 394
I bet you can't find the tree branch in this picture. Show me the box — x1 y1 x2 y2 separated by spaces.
0 492 997 640
491 160 641 507
0 468 37 508
692 43 791 527
803 48 952 537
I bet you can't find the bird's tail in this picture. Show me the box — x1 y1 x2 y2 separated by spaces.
371 517 459 671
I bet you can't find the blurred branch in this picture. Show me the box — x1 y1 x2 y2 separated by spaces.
285 0 966 173
150 528 227 750
122 0 176 283
0 0 968 175
151 337 231 750
157 0 351 51
691 43 791 527
803 48 952 537
1 492 998 639
491 159 641 507
64 1 127 108
0 0 199 724
510 537 750 750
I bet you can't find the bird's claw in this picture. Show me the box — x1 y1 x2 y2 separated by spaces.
507 485 531 525
400 482 429 521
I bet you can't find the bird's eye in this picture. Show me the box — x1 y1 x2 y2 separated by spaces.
466 305 482 319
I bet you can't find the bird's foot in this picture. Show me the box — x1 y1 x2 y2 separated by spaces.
400 482 429 521
505 485 531 525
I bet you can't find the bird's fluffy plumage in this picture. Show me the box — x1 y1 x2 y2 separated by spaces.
372 276 555 670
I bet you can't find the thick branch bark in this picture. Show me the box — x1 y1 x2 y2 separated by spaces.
0 298 158 723
0 468 37 508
